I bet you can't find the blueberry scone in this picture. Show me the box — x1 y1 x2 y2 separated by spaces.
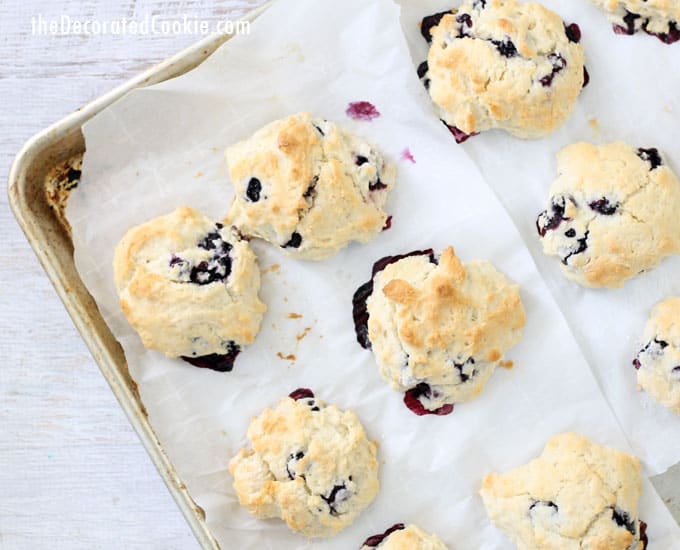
536 142 680 288
225 112 395 260
480 432 648 550
418 0 586 141
352 247 525 416
361 523 449 549
633 297 680 414
113 206 266 371
591 0 680 44
229 389 380 537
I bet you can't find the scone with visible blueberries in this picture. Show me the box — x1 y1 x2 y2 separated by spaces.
352 247 525 416
633 297 680 414
591 0 680 44
229 389 379 538
480 432 648 550
418 0 586 141
113 206 266 372
536 142 680 288
361 523 449 549
225 112 395 260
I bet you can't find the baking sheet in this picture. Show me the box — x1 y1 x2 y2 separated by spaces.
66 0 680 547
397 0 680 477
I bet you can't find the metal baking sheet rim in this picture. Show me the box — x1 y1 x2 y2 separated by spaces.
7 4 270 549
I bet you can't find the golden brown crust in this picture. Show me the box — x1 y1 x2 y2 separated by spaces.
426 0 585 138
480 432 645 550
367 247 525 410
537 142 680 288
229 393 380 538
225 113 395 260
113 206 266 357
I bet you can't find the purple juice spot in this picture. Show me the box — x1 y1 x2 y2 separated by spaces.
565 23 582 43
346 101 381 121
421 11 452 42
611 508 636 535
588 197 619 215
352 250 436 350
382 215 393 231
633 357 642 370
400 148 416 164
443 122 478 143
181 343 241 372
614 11 640 35
640 521 648 549
362 524 406 547
403 383 454 416
583 66 590 88
644 20 680 44
289 388 315 400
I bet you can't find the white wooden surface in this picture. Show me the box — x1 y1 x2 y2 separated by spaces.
0 1 265 548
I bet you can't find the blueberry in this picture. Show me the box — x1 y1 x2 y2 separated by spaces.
491 38 518 58
456 13 473 37
614 11 640 35
283 232 302 249
565 229 576 238
637 148 663 170
611 507 636 535
246 177 262 202
540 53 567 87
644 20 680 44
562 231 589 265
191 229 233 285
537 195 568 237
565 23 582 43
286 451 305 480
417 60 430 89
369 178 388 191
588 197 619 215
355 155 369 166
321 483 350 516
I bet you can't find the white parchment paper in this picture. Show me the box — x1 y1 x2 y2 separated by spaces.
67 0 680 547
398 0 680 477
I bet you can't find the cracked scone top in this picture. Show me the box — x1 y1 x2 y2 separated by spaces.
361 523 449 549
421 0 586 139
480 432 647 550
633 297 680 414
536 142 680 288
225 112 395 260
356 247 525 415
113 207 266 366
229 389 379 537
591 0 680 44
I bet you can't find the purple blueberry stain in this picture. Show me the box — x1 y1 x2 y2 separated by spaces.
181 342 241 372
611 508 636 535
382 215 393 231
644 20 680 44
588 197 619 215
369 178 388 191
400 148 416 164
286 451 305 480
537 195 569 237
640 521 648 549
362 524 406 547
321 483 350 516
421 11 452 42
417 60 430 89
540 53 567 87
346 101 381 121
352 250 436 350
614 11 641 35
637 148 663 170
444 122 478 144
583 66 590 88
403 383 454 416
562 231 589 265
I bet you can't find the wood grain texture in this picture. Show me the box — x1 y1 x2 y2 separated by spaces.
0 1 265 548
